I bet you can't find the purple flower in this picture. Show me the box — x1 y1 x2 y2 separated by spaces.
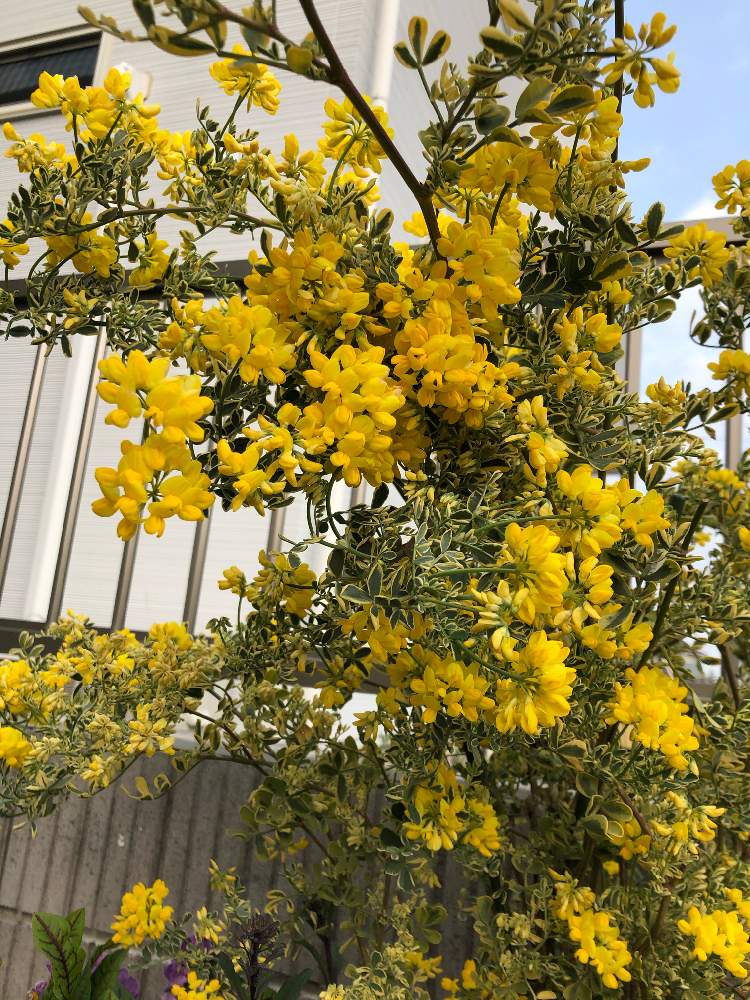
161 959 188 999
118 967 140 997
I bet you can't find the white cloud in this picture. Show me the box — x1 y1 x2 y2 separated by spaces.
680 192 726 221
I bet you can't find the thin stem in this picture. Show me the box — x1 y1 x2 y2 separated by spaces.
720 644 741 710
637 501 707 665
613 0 625 161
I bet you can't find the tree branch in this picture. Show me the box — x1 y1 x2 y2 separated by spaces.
637 501 707 666
720 643 742 709
297 0 443 254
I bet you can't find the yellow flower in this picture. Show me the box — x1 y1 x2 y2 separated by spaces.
172 970 224 1000
247 551 317 617
566 903 633 988
515 396 568 486
0 218 29 268
603 12 679 109
497 522 568 625
678 905 750 979
300 341 404 487
461 141 556 212
218 565 252 598
129 231 170 288
0 659 34 714
739 526 750 552
664 223 730 288
3 121 73 172
405 645 494 724
97 350 171 428
0 726 32 767
708 348 750 397
492 631 575 734
111 878 173 947
45 214 118 278
645 376 687 422
210 45 281 114
713 159 750 216
199 296 296 384
619 490 670 548
142 373 214 443
193 906 224 945
607 666 699 770
554 307 622 354
125 704 175 757
319 95 393 174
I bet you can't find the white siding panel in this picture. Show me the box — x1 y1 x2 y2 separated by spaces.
0 340 36 527
195 504 270 630
0 337 94 620
60 392 125 626
125 517 195 630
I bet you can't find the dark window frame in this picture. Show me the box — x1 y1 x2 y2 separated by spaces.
0 31 101 111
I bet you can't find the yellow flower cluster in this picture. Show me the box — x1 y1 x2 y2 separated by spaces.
645 376 687 423
402 764 501 858
111 878 173 947
246 550 317 618
172 971 224 1000
217 407 322 513
0 725 32 767
708 348 750 397
392 631 575 737
611 792 724 861
553 875 632 989
607 666 699 770
0 217 29 269
301 341 405 486
664 223 730 288
679 894 750 979
210 45 281 114
713 159 750 216
493 631 575 734
319 95 393 174
93 351 214 538
405 645 495 724
461 142 557 213
556 464 669 556
164 296 296 385
603 12 680 108
44 210 118 279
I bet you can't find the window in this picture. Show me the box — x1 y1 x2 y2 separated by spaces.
0 32 100 112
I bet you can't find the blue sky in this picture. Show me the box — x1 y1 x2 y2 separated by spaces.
616 2 748 452
622 1 749 220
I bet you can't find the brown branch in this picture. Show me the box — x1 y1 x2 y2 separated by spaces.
297 0 443 254
612 0 624 162
613 780 652 837
720 644 742 709
637 501 707 666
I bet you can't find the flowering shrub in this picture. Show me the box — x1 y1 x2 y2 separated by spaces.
3 0 750 996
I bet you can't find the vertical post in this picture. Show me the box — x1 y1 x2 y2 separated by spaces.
624 327 643 394
265 505 286 551
182 512 212 630
47 331 107 624
0 344 47 603
110 531 139 630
